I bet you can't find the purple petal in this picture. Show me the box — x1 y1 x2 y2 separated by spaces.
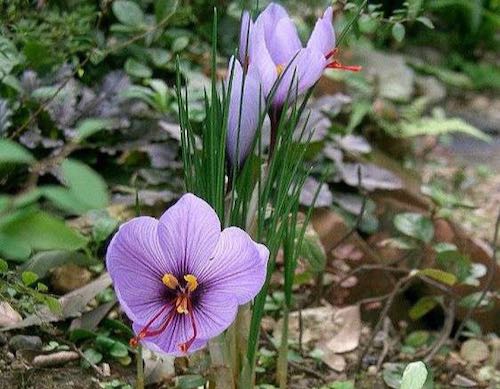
268 17 302 65
227 58 265 167
133 317 208 356
158 194 221 276
106 217 171 323
239 11 253 64
197 227 269 305
193 289 238 340
307 7 335 56
273 47 326 107
256 3 289 43
249 20 278 96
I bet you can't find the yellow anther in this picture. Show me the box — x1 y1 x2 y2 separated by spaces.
162 273 179 289
276 64 284 76
176 296 189 314
184 274 198 292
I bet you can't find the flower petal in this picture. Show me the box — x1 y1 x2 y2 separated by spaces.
268 17 302 65
133 317 208 356
273 47 326 107
158 194 221 276
256 2 289 43
193 290 238 340
307 7 335 56
239 11 253 64
197 227 269 305
106 217 170 323
249 20 278 96
227 58 265 167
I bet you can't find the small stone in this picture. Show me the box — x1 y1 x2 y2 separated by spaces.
101 362 111 377
6 352 15 361
367 365 378 375
50 263 93 293
9 335 42 352
460 339 490 363
451 374 477 387
0 302 22 327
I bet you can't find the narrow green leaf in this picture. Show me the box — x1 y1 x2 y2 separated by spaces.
0 139 35 164
417 16 434 29
419 268 457 286
0 258 8 272
409 296 439 320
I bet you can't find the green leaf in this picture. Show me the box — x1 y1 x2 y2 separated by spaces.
401 117 490 141
436 250 471 282
401 361 428 389
419 268 457 286
392 23 405 42
459 292 493 309
155 0 178 23
112 0 144 26
409 296 439 320
0 210 87 260
0 139 35 165
82 348 103 368
405 331 430 348
298 223 326 272
41 186 92 215
0 232 31 261
171 36 189 53
75 118 113 141
124 58 152 78
394 213 434 243
21 270 39 286
416 16 434 29
176 375 206 389
69 329 97 343
110 342 129 358
61 159 109 210
0 258 8 272
95 335 115 352
407 0 424 19
358 14 378 34
43 296 62 314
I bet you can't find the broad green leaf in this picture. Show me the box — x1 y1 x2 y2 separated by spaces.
69 329 97 343
407 0 424 19
61 159 109 210
436 250 471 282
394 213 434 243
95 335 115 351
419 268 457 286
0 258 8 272
298 223 326 272
21 270 38 286
405 331 430 348
0 232 31 261
75 118 113 141
409 296 439 320
392 23 405 42
124 58 152 78
401 361 428 389
171 36 189 53
0 139 35 164
155 0 178 23
459 292 493 309
382 362 405 389
110 342 129 358
417 16 434 29
41 186 91 215
82 348 103 368
112 0 144 26
43 295 62 314
358 14 378 34
0 210 87 259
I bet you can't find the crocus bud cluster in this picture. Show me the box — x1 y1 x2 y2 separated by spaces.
226 2 360 167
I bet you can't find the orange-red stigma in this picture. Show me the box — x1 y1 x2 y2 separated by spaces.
325 48 362 72
129 273 199 353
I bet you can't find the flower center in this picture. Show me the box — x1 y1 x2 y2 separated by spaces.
129 273 199 353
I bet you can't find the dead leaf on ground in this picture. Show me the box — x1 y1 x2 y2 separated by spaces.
327 305 362 353
143 348 175 385
0 302 22 327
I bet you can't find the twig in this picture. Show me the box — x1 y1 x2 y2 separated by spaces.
423 299 456 363
357 275 412 370
453 210 500 343
375 318 393 371
289 360 327 381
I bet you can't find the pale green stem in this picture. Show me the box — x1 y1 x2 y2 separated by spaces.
276 307 289 389
136 344 144 389
209 334 235 389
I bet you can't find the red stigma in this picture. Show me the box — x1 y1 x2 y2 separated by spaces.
325 48 361 72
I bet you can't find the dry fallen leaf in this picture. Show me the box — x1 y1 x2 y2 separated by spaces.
0 302 22 327
327 305 362 354
142 348 175 385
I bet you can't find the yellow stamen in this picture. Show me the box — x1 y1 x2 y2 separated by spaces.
276 64 284 76
162 273 179 289
184 274 198 292
176 295 189 314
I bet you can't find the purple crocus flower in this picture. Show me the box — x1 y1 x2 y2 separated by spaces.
106 193 269 355
226 57 265 168
239 3 360 108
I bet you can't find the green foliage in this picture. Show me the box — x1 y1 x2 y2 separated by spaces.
0 139 35 164
401 361 428 389
393 212 434 243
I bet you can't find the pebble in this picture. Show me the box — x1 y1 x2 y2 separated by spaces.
8 335 42 351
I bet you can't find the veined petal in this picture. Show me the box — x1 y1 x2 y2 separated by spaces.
106 217 171 323
307 7 335 56
197 227 269 305
273 47 326 107
256 2 289 43
249 20 278 96
268 17 302 65
239 11 253 64
158 194 221 276
193 290 238 340
227 57 265 167
133 317 208 356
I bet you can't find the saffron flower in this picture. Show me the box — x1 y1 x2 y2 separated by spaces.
226 57 265 168
239 3 360 108
106 193 269 355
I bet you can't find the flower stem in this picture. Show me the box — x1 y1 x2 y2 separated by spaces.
276 307 289 389
136 344 144 389
208 335 235 389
